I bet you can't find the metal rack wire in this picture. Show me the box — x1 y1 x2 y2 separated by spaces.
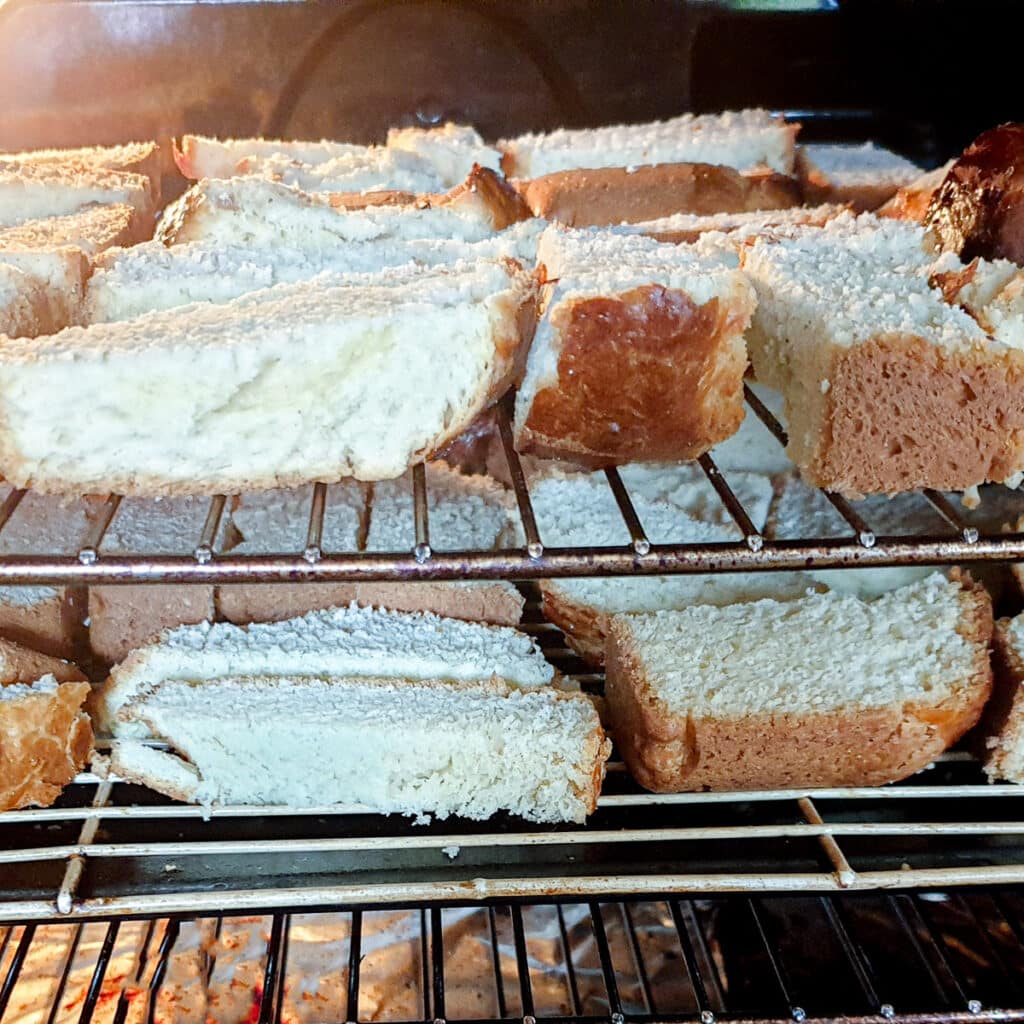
4 892 1024 1024
2 606 1024 923
0 388 1021 586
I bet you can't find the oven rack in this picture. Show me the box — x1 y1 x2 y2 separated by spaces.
3 607 1024 924
4 893 1024 1024
1 388 1023 587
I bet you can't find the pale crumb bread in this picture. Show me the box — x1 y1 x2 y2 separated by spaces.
0 247 90 332
767 473 951 597
0 202 149 263
104 674 608 822
87 496 230 665
0 141 162 201
796 143 922 211
742 212 1024 495
177 124 500 189
500 109 798 178
94 601 556 737
929 252 1024 350
0 485 93 661
982 614 1024 783
606 573 993 792
0 162 153 228
518 163 801 228
0 262 61 339
84 221 542 323
614 202 847 245
877 161 954 221
1 638 91 810
514 225 756 466
157 166 525 248
0 259 535 496
527 468 813 665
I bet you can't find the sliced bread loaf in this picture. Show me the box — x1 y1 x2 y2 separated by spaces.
500 109 798 178
106 674 607 822
518 163 801 228
84 222 541 323
876 161 954 222
982 613 1024 783
606 573 993 792
94 602 555 737
527 468 812 665
0 262 63 338
0 161 153 228
743 213 1024 495
514 225 756 465
614 202 847 245
796 143 922 212
0 202 149 257
0 141 162 200
0 260 535 495
157 167 523 247
0 486 92 661
1 638 91 810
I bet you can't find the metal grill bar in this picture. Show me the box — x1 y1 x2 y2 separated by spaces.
798 796 857 888
346 909 362 1023
57 781 112 914
47 924 83 1024
413 463 431 562
77 494 121 565
697 452 763 551
819 898 884 1016
923 490 980 544
897 896 977 1012
0 924 34 1020
556 904 584 1018
78 921 120 1024
430 906 446 1023
488 906 509 1020
509 905 535 1020
145 918 179 1024
304 482 327 563
621 903 655 1015
605 468 651 555
746 900 803 1021
589 902 625 1022
669 901 715 1020
496 398 543 558
260 912 288 1024
194 494 226 563
0 487 25 536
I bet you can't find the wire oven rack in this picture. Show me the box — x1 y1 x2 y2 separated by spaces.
2 388 1024 587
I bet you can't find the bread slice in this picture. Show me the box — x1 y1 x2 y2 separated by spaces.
742 213 1024 495
0 247 90 332
519 163 801 228
615 202 847 245
105 674 607 822
767 473 951 597
215 482 366 627
1 638 91 810
528 468 812 665
88 497 229 665
514 225 755 465
606 573 993 792
94 602 556 737
0 485 93 661
796 143 922 212
0 262 61 338
929 253 1024 350
176 124 500 189
0 162 153 228
157 166 526 248
982 613 1024 783
877 161 953 222
0 141 162 201
84 222 541 323
0 259 535 495
500 109 798 178
0 203 150 258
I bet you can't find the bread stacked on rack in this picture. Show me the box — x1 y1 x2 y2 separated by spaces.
6 112 1024 816
94 604 609 822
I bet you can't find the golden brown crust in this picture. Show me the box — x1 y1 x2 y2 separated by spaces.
0 636 85 685
516 285 751 465
795 149 904 213
88 585 216 666
216 580 524 629
981 617 1024 781
0 678 93 810
808 333 1024 496
518 163 801 227
605 580 993 793
540 583 609 666
444 165 532 230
